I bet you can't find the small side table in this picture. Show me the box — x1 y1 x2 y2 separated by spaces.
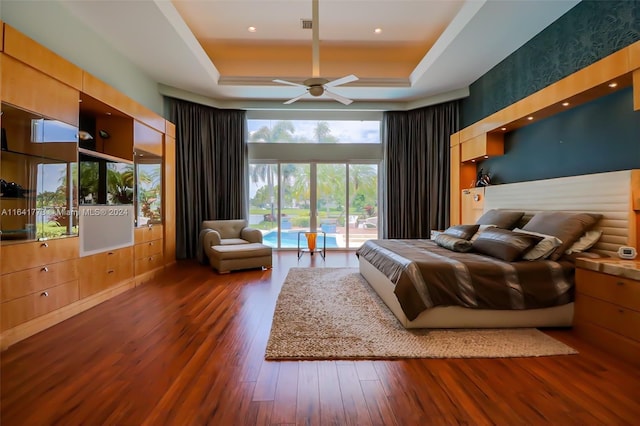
297 231 326 259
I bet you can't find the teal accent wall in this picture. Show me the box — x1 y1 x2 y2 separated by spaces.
477 88 640 184
461 0 640 127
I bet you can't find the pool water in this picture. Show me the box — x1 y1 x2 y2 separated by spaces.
262 231 339 248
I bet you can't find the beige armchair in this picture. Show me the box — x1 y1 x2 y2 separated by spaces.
199 219 272 273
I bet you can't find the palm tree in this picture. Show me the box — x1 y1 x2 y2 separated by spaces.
314 121 339 143
249 121 296 219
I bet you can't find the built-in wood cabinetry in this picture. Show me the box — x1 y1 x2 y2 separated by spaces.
449 40 640 248
134 225 164 285
0 239 80 331
461 188 484 224
574 259 640 367
0 23 175 350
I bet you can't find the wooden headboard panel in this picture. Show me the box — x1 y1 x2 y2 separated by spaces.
483 170 639 257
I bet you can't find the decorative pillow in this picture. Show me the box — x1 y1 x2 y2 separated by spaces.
472 228 543 262
565 230 603 254
513 228 563 261
475 209 525 229
434 234 473 253
522 212 602 261
470 224 497 242
443 224 480 241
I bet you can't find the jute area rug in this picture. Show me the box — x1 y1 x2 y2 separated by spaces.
265 267 577 360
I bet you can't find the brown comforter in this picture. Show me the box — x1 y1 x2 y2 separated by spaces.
356 239 574 321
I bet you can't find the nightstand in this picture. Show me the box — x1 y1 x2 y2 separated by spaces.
574 258 640 366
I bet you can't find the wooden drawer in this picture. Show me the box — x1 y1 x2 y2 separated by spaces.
135 254 164 276
135 225 163 244
575 294 640 342
134 239 163 260
1 237 79 274
1 280 79 331
1 258 79 302
574 321 640 367
78 246 133 298
576 269 640 311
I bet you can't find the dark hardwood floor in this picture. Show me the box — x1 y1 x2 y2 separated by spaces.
1 251 639 425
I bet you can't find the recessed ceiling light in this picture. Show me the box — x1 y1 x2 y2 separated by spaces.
501 127 507 131
374 28 382 34
106 112 112 116
471 159 476 163
248 26 257 33
562 102 570 106
527 116 533 120
484 155 489 159
608 82 618 88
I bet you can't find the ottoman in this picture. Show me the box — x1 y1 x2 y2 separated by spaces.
207 243 273 273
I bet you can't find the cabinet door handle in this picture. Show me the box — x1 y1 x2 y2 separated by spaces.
41 266 49 272
108 252 115 255
618 309 624 314
149 242 153 246
41 242 49 248
616 281 624 286
41 291 49 297
107 269 115 274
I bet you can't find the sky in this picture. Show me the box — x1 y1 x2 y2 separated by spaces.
247 119 381 143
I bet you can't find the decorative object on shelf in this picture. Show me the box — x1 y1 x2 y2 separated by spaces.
475 168 491 187
305 232 317 251
0 179 30 198
78 130 93 140
99 130 110 139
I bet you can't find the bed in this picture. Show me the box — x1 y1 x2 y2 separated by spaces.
358 170 639 328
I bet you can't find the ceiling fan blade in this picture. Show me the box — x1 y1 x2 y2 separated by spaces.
324 74 358 88
323 89 353 105
273 79 307 88
284 91 309 105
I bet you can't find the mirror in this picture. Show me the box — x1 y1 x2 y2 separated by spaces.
1 103 78 243
134 150 162 226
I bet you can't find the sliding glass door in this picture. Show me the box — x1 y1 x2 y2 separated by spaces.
249 162 377 249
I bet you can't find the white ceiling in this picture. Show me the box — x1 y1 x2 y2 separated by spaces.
60 0 580 110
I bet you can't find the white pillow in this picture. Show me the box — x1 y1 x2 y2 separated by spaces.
565 230 602 254
470 224 497 242
513 228 563 261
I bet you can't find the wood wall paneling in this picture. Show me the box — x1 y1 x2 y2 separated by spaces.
633 69 640 111
3 24 82 90
461 188 485 224
449 143 461 226
163 128 176 265
627 40 640 70
0 21 4 52
95 115 134 160
82 72 165 133
460 133 504 162
1 54 79 126
134 121 163 156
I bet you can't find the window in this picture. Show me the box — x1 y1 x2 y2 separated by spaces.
248 119 380 144
247 111 383 249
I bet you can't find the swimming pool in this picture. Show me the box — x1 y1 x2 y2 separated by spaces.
262 230 339 248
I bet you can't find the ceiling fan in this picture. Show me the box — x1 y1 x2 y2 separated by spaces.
273 0 358 105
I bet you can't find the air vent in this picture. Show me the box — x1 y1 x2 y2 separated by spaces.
301 19 313 29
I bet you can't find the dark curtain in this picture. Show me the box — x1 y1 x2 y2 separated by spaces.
167 97 247 259
383 101 459 239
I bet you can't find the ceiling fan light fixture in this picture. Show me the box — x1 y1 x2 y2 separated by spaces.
308 85 324 97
